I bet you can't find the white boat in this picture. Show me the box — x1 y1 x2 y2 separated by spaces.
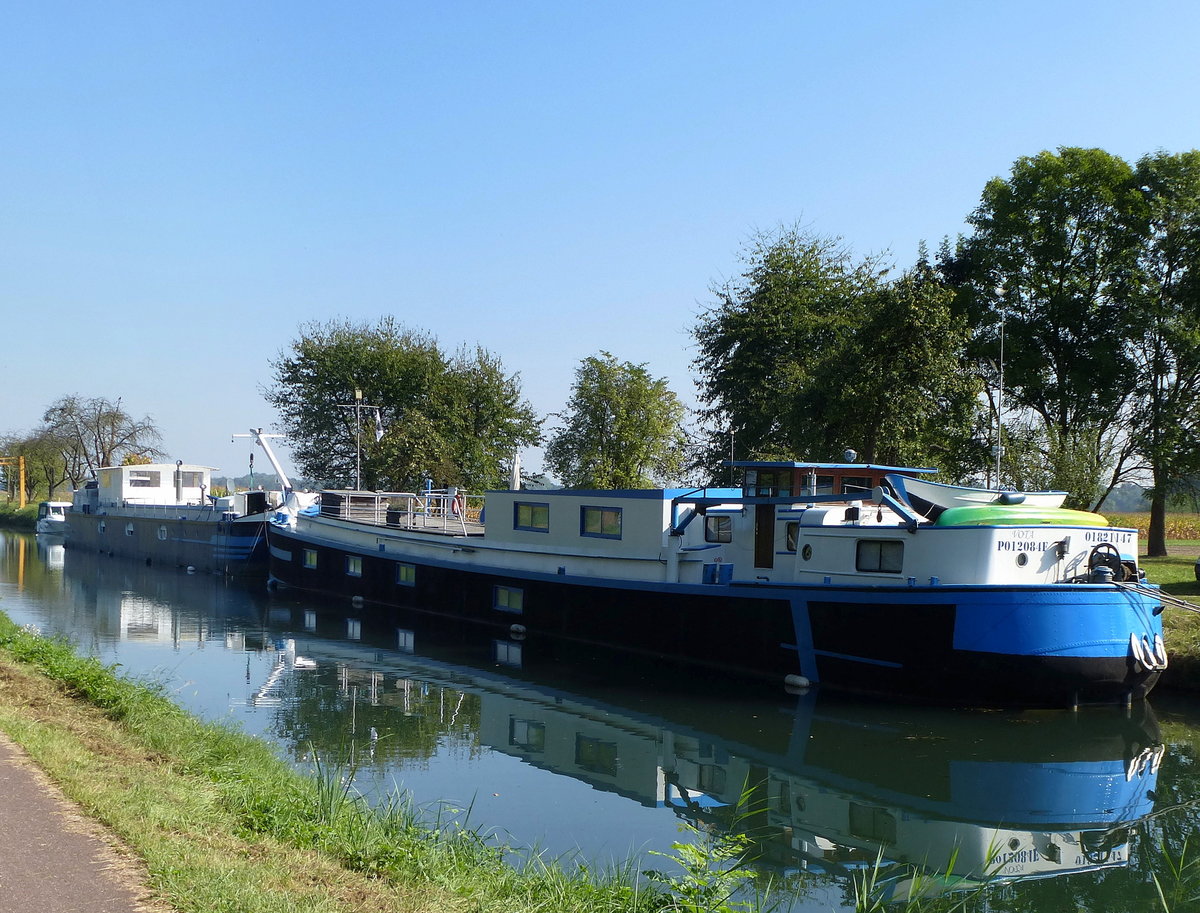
259 443 1166 708
65 441 314 576
34 500 71 535
885 474 1068 516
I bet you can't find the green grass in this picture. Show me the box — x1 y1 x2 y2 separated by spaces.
0 502 36 530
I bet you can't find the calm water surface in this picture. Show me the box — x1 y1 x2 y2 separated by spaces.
3 530 1200 911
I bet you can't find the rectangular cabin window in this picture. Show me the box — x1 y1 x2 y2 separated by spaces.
179 471 204 488
129 470 160 488
841 475 873 495
395 562 416 586
785 521 799 552
575 734 618 776
514 501 550 532
509 718 546 752
346 556 363 577
856 540 904 573
705 515 732 543
581 506 622 539
494 585 524 614
303 549 318 569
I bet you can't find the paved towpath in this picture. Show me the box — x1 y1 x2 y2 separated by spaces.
0 733 164 913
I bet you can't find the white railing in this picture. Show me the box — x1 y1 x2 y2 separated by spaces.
318 489 483 535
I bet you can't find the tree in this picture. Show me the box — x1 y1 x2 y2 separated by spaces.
958 147 1145 508
1124 150 1200 554
692 226 983 480
266 317 540 491
38 395 163 485
544 352 688 488
813 260 983 472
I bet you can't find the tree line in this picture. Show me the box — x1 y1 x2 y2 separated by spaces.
6 146 1198 554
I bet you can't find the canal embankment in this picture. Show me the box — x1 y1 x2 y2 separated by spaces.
0 614 674 913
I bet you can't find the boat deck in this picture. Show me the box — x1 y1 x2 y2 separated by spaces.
316 489 486 537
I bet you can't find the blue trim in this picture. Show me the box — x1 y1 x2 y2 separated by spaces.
815 649 904 669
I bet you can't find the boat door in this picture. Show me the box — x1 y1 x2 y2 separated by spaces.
754 504 775 568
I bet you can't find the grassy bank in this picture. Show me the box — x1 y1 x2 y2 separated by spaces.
0 503 36 531
0 614 732 913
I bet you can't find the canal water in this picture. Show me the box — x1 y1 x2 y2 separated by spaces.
3 529 1199 911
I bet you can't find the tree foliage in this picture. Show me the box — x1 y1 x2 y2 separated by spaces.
265 318 540 491
957 147 1146 507
1124 150 1200 553
544 352 688 488
692 226 982 479
39 395 163 486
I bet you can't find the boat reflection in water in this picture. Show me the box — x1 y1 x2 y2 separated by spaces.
48 546 1165 901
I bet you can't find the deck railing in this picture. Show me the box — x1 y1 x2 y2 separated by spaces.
318 489 483 535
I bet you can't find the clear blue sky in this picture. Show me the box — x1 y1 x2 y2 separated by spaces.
4 1 1198 481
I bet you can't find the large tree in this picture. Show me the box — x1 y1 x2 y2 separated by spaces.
38 395 163 485
1124 150 1200 554
958 147 1145 508
544 352 688 488
692 226 982 479
266 318 540 491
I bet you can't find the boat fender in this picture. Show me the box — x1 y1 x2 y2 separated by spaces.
1154 633 1169 669
510 623 527 639
352 595 364 607
783 673 810 692
1130 632 1148 671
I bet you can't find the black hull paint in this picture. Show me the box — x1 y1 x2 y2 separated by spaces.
266 526 1160 707
65 514 268 577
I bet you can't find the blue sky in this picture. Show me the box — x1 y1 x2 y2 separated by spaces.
4 1 1198 481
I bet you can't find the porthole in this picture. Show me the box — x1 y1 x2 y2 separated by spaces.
1016 552 1029 567
801 544 813 561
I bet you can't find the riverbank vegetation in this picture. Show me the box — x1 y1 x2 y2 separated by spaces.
0 612 783 913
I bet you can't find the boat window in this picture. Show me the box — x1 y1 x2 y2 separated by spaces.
395 563 416 586
494 640 523 667
800 474 835 496
124 523 135 537
785 521 800 552
575 734 618 776
744 469 792 498
841 475 873 495
345 556 362 577
509 718 546 752
856 540 904 573
514 501 550 532
157 525 167 541
494 585 524 614
849 803 897 844
179 471 203 488
704 515 732 543
129 470 161 488
303 549 318 569
581 506 622 539
396 629 415 653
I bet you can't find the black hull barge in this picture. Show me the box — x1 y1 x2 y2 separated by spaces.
264 458 1166 708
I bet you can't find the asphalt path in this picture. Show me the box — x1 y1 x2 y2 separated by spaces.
0 733 163 913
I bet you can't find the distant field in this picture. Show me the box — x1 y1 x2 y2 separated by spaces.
1107 512 1200 552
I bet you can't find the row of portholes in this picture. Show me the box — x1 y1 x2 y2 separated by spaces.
94 520 169 541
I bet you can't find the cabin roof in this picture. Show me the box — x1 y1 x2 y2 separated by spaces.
728 461 938 474
97 463 217 472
